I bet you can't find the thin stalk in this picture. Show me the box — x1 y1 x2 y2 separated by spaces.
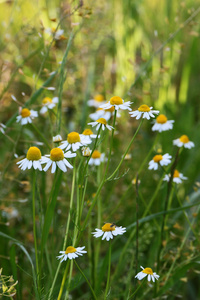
135 174 139 276
32 170 40 292
31 123 51 150
57 261 70 300
106 119 143 181
47 262 62 300
64 260 74 300
74 260 97 300
104 242 112 300
128 280 145 299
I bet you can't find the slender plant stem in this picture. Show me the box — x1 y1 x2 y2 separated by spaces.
64 260 74 300
135 174 139 276
32 170 40 292
128 280 145 299
57 261 70 300
74 260 97 300
106 119 143 181
104 241 112 300
31 123 51 150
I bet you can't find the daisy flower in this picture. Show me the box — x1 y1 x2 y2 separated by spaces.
53 134 62 143
87 94 105 107
59 131 91 152
40 97 58 114
0 123 6 134
130 104 159 120
80 129 97 143
88 150 105 166
163 169 187 184
89 107 121 121
45 28 66 40
92 223 126 241
152 114 174 132
57 246 87 263
100 96 132 111
135 266 160 282
173 135 195 149
16 108 38 125
16 147 44 171
88 118 114 131
82 147 91 157
41 148 76 173
148 153 172 170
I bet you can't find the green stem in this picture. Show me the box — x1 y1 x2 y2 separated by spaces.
74 260 97 300
48 262 62 300
57 261 70 300
106 119 143 181
128 280 145 299
32 170 40 291
64 260 74 300
104 242 112 300
31 123 51 150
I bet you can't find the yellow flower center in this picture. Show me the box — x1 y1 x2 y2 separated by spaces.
42 97 52 105
138 104 150 112
50 148 64 161
94 94 104 102
92 150 101 159
105 106 115 112
179 135 189 144
102 223 115 232
142 267 153 275
153 155 163 163
173 170 180 178
67 132 81 144
65 246 77 254
82 129 93 136
156 114 168 124
26 147 41 161
21 108 31 118
110 96 123 105
96 118 107 125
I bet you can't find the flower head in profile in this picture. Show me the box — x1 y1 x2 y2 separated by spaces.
80 129 97 143
173 135 194 149
45 27 66 40
100 96 132 111
57 246 87 263
16 108 38 125
16 147 44 171
87 94 106 107
40 97 58 114
82 147 91 157
163 169 187 184
135 266 159 282
89 106 121 121
130 104 159 120
53 135 62 143
148 153 172 170
152 114 174 132
88 118 114 131
92 223 126 241
41 148 76 173
88 150 105 166
59 131 91 152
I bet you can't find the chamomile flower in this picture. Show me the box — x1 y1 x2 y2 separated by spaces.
100 96 132 111
53 135 62 143
57 246 87 263
152 114 174 132
173 135 195 149
130 104 159 120
41 148 76 173
135 266 160 282
87 94 105 107
163 169 187 184
16 147 43 171
16 108 38 125
89 107 121 121
88 150 105 166
40 97 58 114
45 28 66 40
80 129 97 143
148 153 172 170
59 132 91 152
92 223 126 241
88 118 114 131
82 147 91 157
